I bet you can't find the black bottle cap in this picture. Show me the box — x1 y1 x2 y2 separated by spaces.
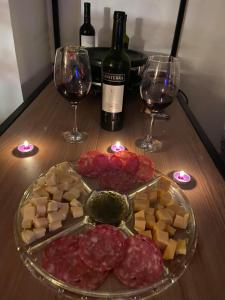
84 2 90 8
114 11 125 20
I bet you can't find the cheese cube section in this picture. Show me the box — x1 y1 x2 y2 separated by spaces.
167 203 186 216
47 211 64 223
21 219 32 229
145 207 155 216
156 208 173 225
71 206 84 219
45 172 57 186
159 191 173 206
33 228 46 239
146 189 158 204
158 176 171 191
70 199 82 207
176 239 187 255
47 200 59 212
58 203 69 220
30 197 48 206
49 221 62 232
163 239 178 260
145 214 156 229
153 220 166 231
139 230 152 239
53 190 63 202
68 186 81 199
153 229 169 249
22 205 36 221
21 230 36 244
45 186 59 195
33 217 48 229
134 210 146 232
63 191 76 201
173 213 189 229
36 204 47 217
165 224 176 237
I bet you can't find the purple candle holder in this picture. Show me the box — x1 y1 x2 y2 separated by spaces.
111 142 126 153
17 141 34 153
173 171 191 183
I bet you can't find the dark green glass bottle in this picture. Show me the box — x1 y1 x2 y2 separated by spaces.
79 2 95 47
101 11 131 131
123 14 129 50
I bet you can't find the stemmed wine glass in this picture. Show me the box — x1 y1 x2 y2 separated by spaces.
136 55 180 152
54 46 92 143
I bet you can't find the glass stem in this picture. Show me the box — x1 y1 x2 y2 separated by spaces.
72 104 78 135
146 113 155 143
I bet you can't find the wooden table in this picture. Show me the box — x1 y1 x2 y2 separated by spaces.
0 82 224 300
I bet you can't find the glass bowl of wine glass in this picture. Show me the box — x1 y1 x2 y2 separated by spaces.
54 46 92 143
136 55 180 152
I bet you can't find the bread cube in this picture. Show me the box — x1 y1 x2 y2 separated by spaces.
53 189 63 201
58 203 69 220
36 204 47 217
45 186 59 195
33 217 48 228
46 172 57 186
176 239 187 255
163 239 178 260
32 187 49 198
153 229 169 249
36 176 46 187
21 219 32 229
30 197 48 206
47 200 59 212
21 205 36 221
33 228 46 239
47 211 64 223
21 230 36 244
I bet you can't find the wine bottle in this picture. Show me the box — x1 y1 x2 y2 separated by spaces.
80 2 95 47
101 11 130 131
123 14 129 50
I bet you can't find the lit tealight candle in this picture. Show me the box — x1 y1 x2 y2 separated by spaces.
17 140 34 153
111 141 126 153
173 170 191 183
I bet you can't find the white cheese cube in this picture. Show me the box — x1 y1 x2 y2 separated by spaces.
46 172 57 186
47 211 64 223
68 186 81 199
70 199 82 207
71 206 83 219
58 205 69 221
21 230 36 245
21 219 32 229
32 188 49 198
63 191 76 201
22 205 36 221
36 176 46 187
58 181 71 192
30 196 48 206
47 200 59 212
45 186 59 194
53 189 63 201
49 221 62 232
36 204 47 217
33 228 46 239
33 217 48 228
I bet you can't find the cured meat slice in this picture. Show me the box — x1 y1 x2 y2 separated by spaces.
79 225 126 272
41 235 108 290
108 154 123 170
92 153 109 173
135 155 155 182
114 151 139 175
77 151 101 177
114 235 163 288
99 169 135 193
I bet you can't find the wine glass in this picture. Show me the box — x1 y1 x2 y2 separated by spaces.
136 55 180 152
54 46 92 143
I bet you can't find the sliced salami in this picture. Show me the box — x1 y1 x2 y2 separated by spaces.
108 154 123 170
99 169 135 193
92 153 109 174
114 235 163 288
41 235 108 290
79 225 126 272
114 151 139 175
135 155 155 182
77 151 101 177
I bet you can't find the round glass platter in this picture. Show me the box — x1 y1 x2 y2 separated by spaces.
14 163 197 299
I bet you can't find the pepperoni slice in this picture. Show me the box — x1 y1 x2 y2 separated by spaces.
108 154 123 170
41 235 108 290
135 155 155 182
79 225 126 272
92 153 109 173
99 169 136 193
114 151 139 175
114 235 163 288
77 151 101 177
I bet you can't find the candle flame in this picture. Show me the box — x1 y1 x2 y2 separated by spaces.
23 140 29 147
115 141 121 148
180 170 185 177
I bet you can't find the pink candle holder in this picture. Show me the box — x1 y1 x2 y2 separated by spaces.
17 141 34 153
111 141 126 153
173 170 191 184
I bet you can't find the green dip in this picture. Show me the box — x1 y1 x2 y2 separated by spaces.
85 191 129 224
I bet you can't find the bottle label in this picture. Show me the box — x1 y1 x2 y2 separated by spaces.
81 35 95 47
102 83 124 113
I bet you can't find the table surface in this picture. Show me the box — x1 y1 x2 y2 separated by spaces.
0 82 225 300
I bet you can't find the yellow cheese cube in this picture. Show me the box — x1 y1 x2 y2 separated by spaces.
145 213 156 229
135 191 148 200
165 224 176 237
135 210 145 220
159 191 173 206
158 176 171 191
134 219 146 232
153 229 169 249
139 230 152 239
145 207 155 216
176 239 187 255
156 208 173 225
163 239 178 260
133 197 150 212
153 220 166 231
173 214 189 229
167 203 186 216
146 189 158 204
